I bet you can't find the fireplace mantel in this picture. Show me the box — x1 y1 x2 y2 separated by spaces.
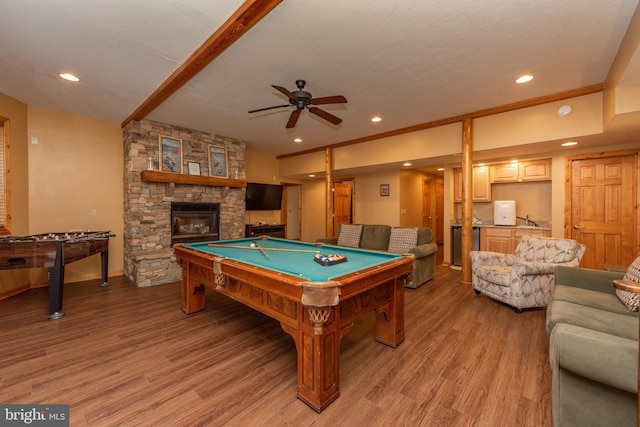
141 170 246 188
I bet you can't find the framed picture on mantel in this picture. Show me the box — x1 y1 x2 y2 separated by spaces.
208 145 228 178
159 135 182 173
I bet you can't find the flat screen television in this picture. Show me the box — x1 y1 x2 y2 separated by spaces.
245 182 283 211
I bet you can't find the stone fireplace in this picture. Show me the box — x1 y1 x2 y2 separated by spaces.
122 119 246 287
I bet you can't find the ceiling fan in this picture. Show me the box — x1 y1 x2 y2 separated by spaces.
248 80 347 128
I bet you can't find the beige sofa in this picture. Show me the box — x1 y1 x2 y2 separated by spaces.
316 224 438 288
470 236 586 312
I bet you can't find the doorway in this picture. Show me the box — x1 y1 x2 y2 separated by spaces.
333 179 354 236
284 184 301 240
422 178 444 245
566 150 638 269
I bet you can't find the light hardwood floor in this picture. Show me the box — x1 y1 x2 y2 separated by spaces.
0 250 552 426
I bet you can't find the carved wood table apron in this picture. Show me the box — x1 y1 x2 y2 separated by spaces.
174 237 413 412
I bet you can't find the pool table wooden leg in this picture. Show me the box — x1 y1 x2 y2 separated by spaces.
374 279 405 347
281 306 350 413
180 262 206 314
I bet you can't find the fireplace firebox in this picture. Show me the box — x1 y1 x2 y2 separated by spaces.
171 202 220 245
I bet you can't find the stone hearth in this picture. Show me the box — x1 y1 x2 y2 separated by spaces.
123 119 246 287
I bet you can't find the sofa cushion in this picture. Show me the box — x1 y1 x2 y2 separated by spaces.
553 285 634 316
546 299 639 340
388 227 418 253
616 256 640 312
516 236 580 263
337 224 363 248
475 265 512 286
359 225 391 250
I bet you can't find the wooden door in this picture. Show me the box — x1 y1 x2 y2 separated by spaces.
422 179 432 229
333 182 352 236
568 152 637 269
435 180 444 245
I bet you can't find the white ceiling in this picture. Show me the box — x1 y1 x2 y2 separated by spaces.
1 0 638 162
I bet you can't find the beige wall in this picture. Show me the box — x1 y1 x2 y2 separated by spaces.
399 169 425 227
279 150 325 177
300 179 326 242
354 171 401 226
27 106 124 285
468 181 553 224
245 148 283 225
0 93 30 296
474 93 604 151
0 92 29 235
333 123 462 171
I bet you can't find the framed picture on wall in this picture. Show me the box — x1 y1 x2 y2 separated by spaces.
187 162 201 176
208 145 228 177
380 184 389 196
159 135 182 173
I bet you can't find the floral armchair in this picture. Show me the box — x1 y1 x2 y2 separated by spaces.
470 235 586 313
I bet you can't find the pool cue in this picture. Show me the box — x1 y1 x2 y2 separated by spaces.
206 243 320 253
252 240 269 258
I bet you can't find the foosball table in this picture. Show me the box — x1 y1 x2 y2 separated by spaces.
0 231 113 319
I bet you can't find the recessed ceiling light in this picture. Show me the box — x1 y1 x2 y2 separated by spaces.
437 168 444 171
562 141 578 147
402 162 412 167
59 73 80 82
371 116 382 123
510 159 518 163
293 138 302 143
308 174 316 177
515 74 533 84
557 105 572 116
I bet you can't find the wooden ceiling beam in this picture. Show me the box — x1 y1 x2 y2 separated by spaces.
121 0 282 128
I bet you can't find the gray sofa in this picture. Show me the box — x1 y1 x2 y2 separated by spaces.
546 265 638 426
316 224 438 288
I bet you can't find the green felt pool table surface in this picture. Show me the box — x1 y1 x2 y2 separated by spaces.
185 237 403 282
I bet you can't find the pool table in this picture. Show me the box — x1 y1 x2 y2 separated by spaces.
173 237 414 412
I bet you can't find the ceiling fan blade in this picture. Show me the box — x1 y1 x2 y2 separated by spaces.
272 85 297 101
311 95 347 105
286 109 301 128
248 104 290 114
308 107 342 125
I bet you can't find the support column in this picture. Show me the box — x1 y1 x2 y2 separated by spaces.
461 116 473 285
325 148 334 237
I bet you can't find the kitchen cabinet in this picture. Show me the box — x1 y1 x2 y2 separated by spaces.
480 227 551 253
453 166 491 202
490 159 551 183
520 159 551 181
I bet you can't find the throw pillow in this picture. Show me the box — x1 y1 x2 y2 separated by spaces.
616 256 640 312
337 224 363 248
388 227 418 253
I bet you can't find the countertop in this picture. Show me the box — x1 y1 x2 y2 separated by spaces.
451 224 551 231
